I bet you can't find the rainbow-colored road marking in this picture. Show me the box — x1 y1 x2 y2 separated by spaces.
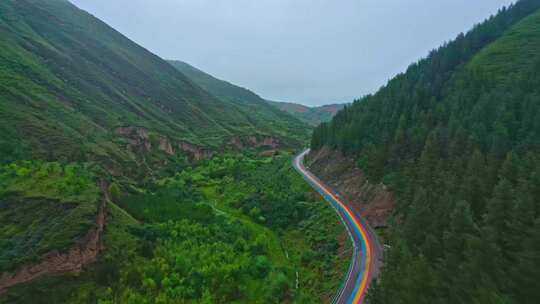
294 149 378 304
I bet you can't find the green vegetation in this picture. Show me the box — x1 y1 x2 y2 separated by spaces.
311 1 540 303
168 61 310 143
0 0 308 171
1 154 348 303
0 1 345 302
0 161 100 272
268 101 347 126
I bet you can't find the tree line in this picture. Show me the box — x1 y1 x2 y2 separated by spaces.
311 0 540 302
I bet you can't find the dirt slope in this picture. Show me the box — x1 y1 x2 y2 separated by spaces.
306 147 394 228
0 181 109 293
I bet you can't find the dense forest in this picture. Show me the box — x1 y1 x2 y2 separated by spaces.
311 0 540 303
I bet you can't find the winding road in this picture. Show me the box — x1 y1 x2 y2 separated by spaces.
293 149 382 304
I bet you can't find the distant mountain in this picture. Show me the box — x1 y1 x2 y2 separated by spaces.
268 101 347 126
168 60 310 140
0 0 308 172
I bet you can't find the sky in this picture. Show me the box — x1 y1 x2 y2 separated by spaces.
70 0 514 106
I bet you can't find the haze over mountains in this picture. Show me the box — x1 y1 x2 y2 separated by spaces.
0 0 309 172
168 60 310 135
68 0 515 106
1 0 540 303
169 60 346 127
267 101 347 126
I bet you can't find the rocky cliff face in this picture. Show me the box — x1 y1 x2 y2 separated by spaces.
307 147 395 228
0 181 109 293
178 142 214 161
115 127 286 166
227 136 280 150
114 126 214 161
115 126 152 154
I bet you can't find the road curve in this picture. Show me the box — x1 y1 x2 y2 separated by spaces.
293 149 382 304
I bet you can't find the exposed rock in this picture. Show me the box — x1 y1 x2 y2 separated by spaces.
247 136 279 148
0 181 110 293
114 126 214 160
259 150 279 157
158 138 175 155
178 142 213 161
307 147 395 228
114 126 151 153
228 137 244 150
228 136 281 150
114 127 284 162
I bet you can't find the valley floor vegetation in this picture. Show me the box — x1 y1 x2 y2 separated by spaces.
0 162 100 273
1 153 349 304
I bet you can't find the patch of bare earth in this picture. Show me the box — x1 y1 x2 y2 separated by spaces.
0 181 110 294
306 147 395 228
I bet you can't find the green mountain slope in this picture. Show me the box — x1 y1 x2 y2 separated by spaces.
311 0 540 303
0 1 341 301
0 0 305 170
168 60 310 141
267 100 347 126
0 162 100 273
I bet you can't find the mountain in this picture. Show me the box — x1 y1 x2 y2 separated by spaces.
0 1 342 302
310 0 540 303
267 101 347 126
168 59 340 128
0 0 308 174
168 60 310 140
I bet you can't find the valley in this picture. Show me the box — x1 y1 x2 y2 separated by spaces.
1 0 540 303
0 1 345 302
267 102 346 127
294 150 382 304
1 153 349 303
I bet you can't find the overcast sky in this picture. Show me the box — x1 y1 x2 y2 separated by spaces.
70 0 514 106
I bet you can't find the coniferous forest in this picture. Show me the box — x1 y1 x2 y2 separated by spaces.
311 0 540 302
2 0 540 303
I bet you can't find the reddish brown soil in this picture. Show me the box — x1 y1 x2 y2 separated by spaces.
306 147 395 228
0 181 110 294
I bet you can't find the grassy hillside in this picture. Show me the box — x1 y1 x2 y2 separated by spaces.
0 1 344 301
311 1 540 303
468 6 540 78
168 60 310 142
0 0 306 171
0 162 100 272
268 101 347 126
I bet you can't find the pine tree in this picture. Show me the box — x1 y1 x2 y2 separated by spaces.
460 150 487 218
444 201 478 263
404 188 432 250
509 183 536 253
484 178 514 258
511 219 540 304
